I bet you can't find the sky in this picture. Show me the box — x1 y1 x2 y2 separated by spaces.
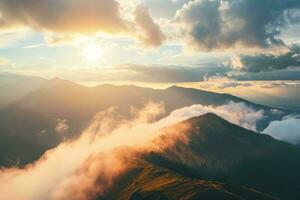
1 0 300 88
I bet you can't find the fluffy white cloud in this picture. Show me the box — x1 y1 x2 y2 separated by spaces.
263 115 300 144
169 101 264 131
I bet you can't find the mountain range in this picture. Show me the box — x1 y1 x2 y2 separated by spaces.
0 75 291 167
0 74 300 199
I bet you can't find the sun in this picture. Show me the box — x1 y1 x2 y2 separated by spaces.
82 43 102 62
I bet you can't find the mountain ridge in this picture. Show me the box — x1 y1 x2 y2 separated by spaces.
141 113 300 200
92 113 298 200
0 77 291 168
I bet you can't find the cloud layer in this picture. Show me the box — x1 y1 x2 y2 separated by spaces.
263 115 300 144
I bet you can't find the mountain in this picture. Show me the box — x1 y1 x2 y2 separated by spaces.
0 73 46 107
0 106 60 166
90 113 300 199
141 113 300 200
0 78 290 167
12 78 266 114
103 161 278 200
12 78 288 131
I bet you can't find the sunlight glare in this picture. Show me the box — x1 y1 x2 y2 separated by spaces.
82 43 102 62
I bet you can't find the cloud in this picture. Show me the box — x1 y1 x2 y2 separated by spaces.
55 119 70 134
117 64 229 82
0 0 165 47
142 0 190 18
219 81 252 89
169 102 264 131
229 45 300 72
12 63 229 83
0 30 30 48
0 101 264 200
259 81 294 89
0 0 127 34
134 5 166 47
263 115 300 144
217 81 252 89
232 68 300 81
22 43 44 49
226 45 300 80
205 76 253 89
0 57 9 66
175 0 300 51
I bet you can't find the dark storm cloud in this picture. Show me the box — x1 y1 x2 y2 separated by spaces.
175 0 300 51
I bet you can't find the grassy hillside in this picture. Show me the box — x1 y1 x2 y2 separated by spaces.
96 161 278 200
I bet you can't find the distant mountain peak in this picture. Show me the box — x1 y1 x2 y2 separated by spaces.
45 77 85 89
167 85 180 89
182 112 228 127
48 77 70 84
50 77 62 81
